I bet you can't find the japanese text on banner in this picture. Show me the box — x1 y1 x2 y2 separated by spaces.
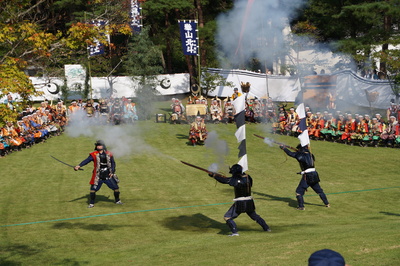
179 21 198 56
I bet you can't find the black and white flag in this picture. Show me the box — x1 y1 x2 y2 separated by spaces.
296 103 310 147
232 94 248 172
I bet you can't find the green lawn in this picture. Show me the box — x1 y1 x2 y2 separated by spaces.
0 117 399 265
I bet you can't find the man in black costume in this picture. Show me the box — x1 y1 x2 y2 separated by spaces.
209 164 271 236
280 144 330 210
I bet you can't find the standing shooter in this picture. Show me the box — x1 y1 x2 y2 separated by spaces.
74 140 122 208
209 164 271 236
280 144 330 210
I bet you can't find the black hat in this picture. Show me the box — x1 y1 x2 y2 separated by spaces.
94 140 107 150
308 249 345 266
229 164 243 174
95 140 105 146
297 144 308 151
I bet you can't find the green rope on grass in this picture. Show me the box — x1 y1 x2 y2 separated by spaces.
1 186 399 228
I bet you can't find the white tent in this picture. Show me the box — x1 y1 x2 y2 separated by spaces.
3 69 394 111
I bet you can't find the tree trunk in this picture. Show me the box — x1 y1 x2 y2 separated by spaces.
380 13 391 77
195 0 206 67
185 55 195 86
165 11 173 74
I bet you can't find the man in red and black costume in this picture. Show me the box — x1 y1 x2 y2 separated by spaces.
74 140 122 208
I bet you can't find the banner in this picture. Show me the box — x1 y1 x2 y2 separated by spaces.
232 94 248 172
64 64 86 90
130 0 142 33
88 20 108 56
295 103 310 147
178 20 199 56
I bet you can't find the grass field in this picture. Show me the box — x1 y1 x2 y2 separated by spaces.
1 110 399 265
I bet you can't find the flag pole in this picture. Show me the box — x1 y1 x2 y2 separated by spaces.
85 11 93 100
196 13 201 95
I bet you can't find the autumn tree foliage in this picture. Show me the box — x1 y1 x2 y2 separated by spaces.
0 0 133 124
0 0 58 123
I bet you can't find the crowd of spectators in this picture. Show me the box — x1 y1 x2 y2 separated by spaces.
0 96 139 158
273 102 400 148
170 92 277 125
171 93 400 148
0 100 67 157
2 92 398 158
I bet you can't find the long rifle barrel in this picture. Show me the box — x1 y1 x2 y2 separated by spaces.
253 134 298 151
180 161 226 178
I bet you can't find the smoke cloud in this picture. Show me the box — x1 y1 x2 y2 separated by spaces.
263 137 274 147
65 110 155 158
216 0 305 69
216 0 354 74
204 131 230 172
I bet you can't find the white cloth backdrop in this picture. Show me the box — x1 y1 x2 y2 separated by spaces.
15 69 394 110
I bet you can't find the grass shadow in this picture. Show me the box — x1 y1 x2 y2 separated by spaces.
1 244 42 265
162 213 228 235
52 258 90 265
52 222 129 231
175 133 189 140
253 191 324 208
253 191 298 208
68 194 114 204
162 213 272 235
380 211 400 216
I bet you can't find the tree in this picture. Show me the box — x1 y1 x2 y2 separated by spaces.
142 0 234 75
292 0 400 74
0 0 133 114
0 0 60 124
374 40 400 103
142 0 195 74
122 26 163 120
200 68 234 97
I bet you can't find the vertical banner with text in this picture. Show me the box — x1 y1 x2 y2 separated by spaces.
130 0 142 33
88 20 108 56
178 20 199 56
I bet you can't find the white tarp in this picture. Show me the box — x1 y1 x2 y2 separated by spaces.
28 73 190 101
335 70 393 109
2 69 395 111
206 68 301 101
206 68 394 109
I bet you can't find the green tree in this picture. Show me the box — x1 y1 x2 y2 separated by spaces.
0 0 134 122
122 26 163 120
374 41 400 103
0 0 60 124
142 0 234 78
293 0 400 74
142 0 195 74
200 68 234 97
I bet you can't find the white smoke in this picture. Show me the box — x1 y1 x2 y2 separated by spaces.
263 137 274 147
208 163 219 173
216 0 306 68
216 0 354 74
65 110 154 158
204 131 230 172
